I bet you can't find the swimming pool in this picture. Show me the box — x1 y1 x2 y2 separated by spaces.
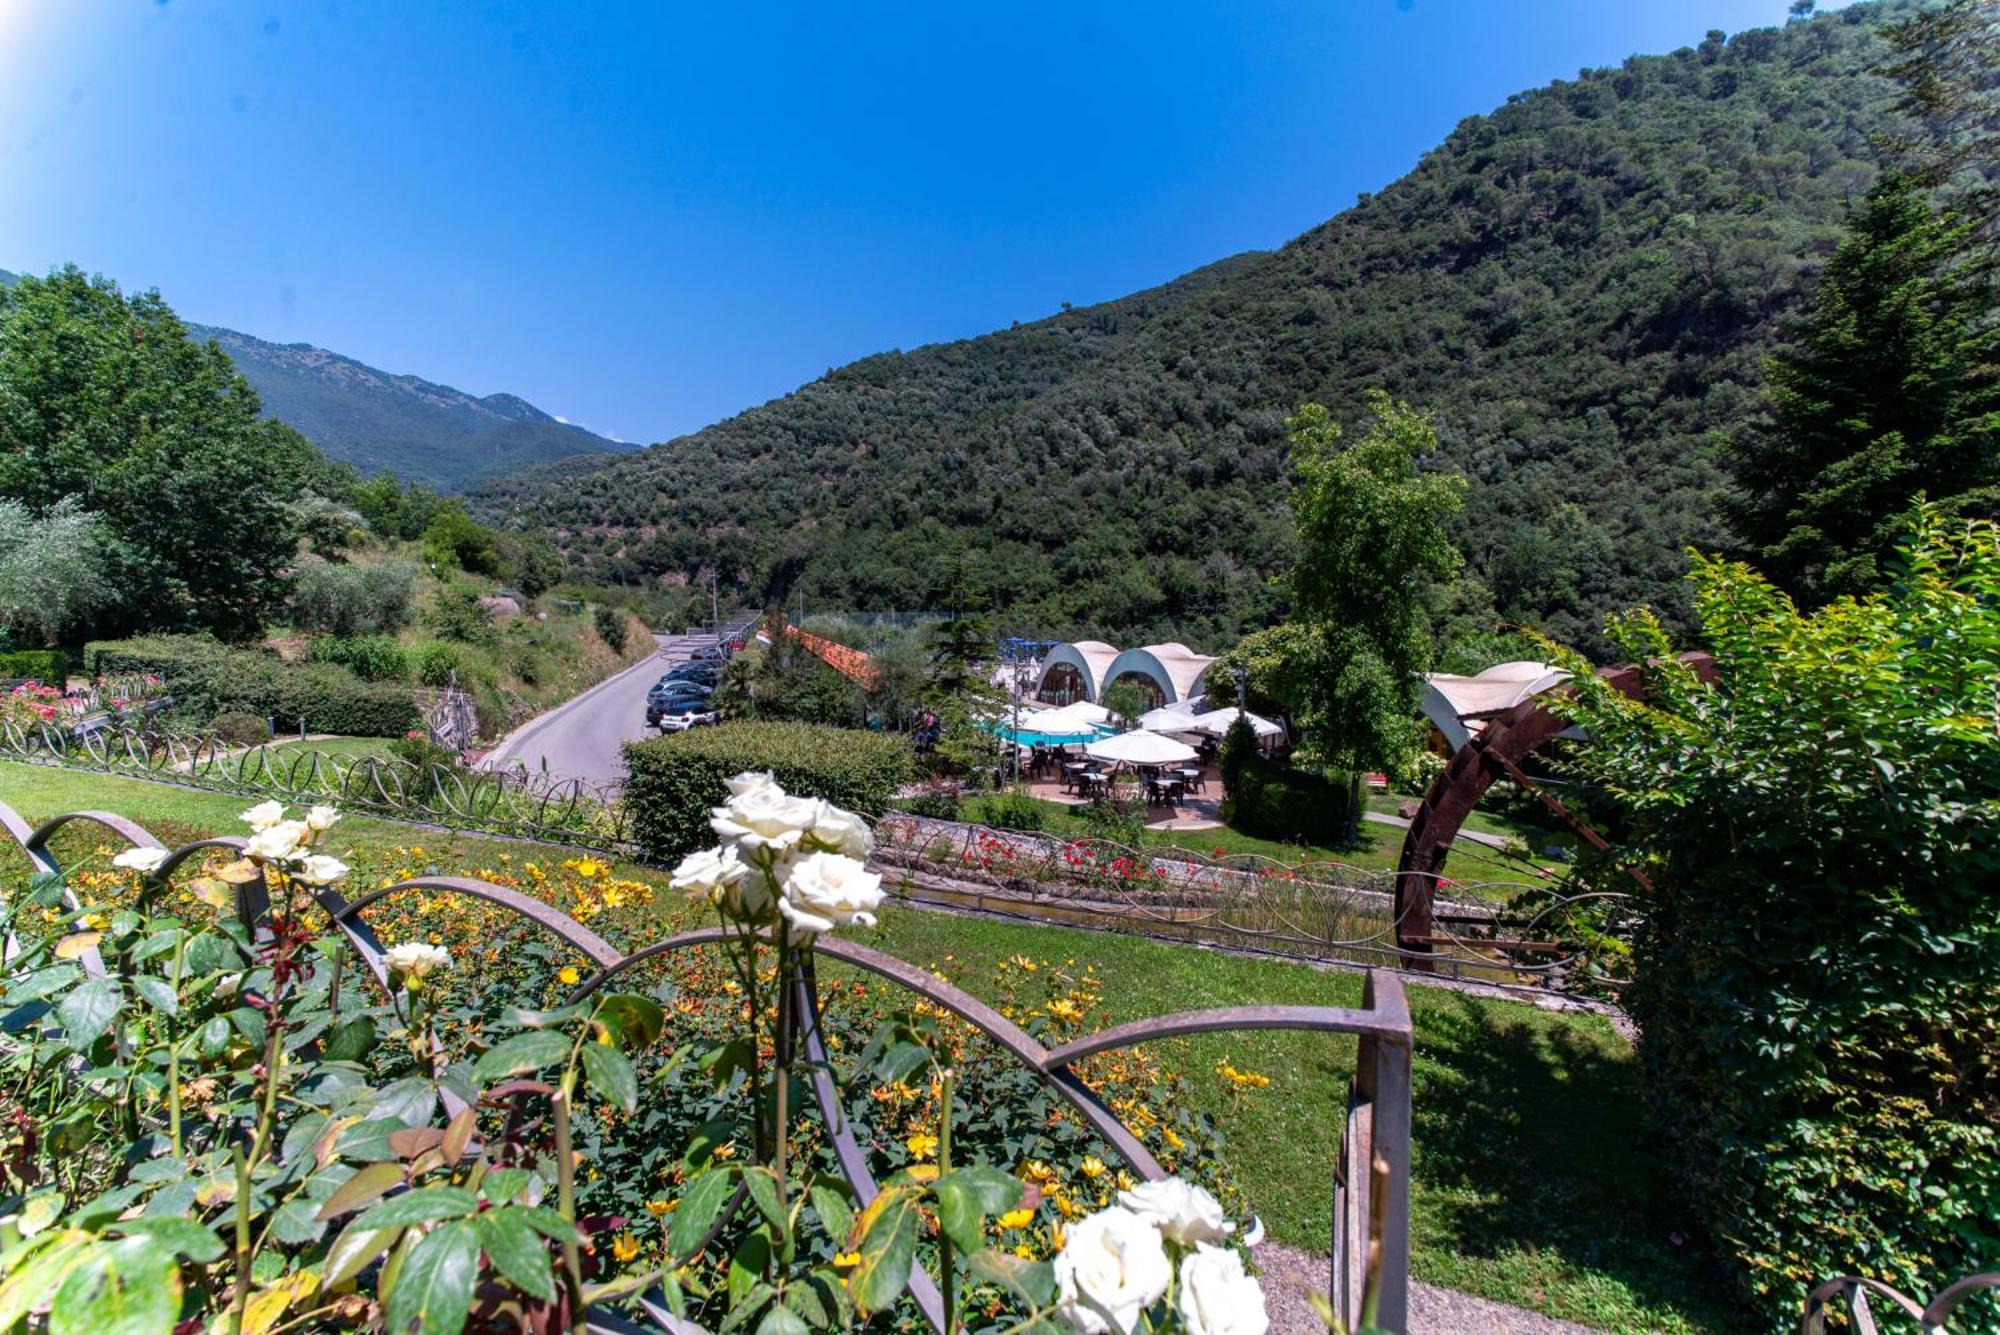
994 722 1110 747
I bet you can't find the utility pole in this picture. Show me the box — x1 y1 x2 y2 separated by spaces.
709 573 719 642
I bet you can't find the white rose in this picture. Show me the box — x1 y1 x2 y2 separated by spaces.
1053 1205 1171 1335
383 941 450 982
240 800 287 832
292 854 349 886
305 804 340 831
1176 1244 1268 1335
671 844 769 918
244 820 309 865
810 803 874 860
725 771 779 799
1118 1177 1233 1246
112 846 168 874
778 852 884 936
711 785 821 853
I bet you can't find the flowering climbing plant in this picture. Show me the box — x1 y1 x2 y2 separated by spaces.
0 777 1308 1335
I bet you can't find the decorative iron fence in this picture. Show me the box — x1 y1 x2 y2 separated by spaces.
873 814 1635 999
1 798 1417 1333
0 720 629 846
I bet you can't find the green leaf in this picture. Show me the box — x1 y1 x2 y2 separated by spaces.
728 1230 771 1309
50 1236 181 1335
680 1119 739 1173
384 1218 480 1335
475 1208 556 1304
877 1041 930 1086
371 1076 438 1127
480 1167 532 1205
351 1185 478 1233
5 963 80 1002
668 1168 739 1259
592 993 665 1050
472 1030 572 1083
323 1219 404 1288
112 1218 224 1264
579 1042 638 1113
269 1195 328 1247
699 1037 754 1091
323 1015 376 1063
934 1165 1024 1255
131 976 177 1017
845 1186 920 1317
808 1185 853 1243
0 1231 91 1331
226 1004 266 1048
741 1167 784 1232
968 1248 1055 1306
499 1002 586 1029
197 1015 230 1058
317 1161 407 1219
57 976 122 1051
756 1301 811 1335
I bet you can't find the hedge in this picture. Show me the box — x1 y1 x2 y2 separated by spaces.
1217 716 1352 847
86 635 419 737
624 720 914 862
0 649 71 684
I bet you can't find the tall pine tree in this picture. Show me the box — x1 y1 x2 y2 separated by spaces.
1724 175 1999 602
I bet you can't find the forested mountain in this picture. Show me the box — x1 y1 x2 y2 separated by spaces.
0 268 631 492
478 3 1913 655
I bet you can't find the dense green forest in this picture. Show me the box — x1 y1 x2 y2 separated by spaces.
470 3 1928 658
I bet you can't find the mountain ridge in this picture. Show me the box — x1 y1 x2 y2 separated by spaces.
0 266 630 492
468 2 1919 654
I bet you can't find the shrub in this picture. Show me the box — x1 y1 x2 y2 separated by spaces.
428 584 495 644
624 720 913 861
983 790 1047 833
1220 747 1353 848
290 558 415 637
209 711 271 747
0 648 69 684
900 782 961 820
1550 510 2000 1323
410 640 460 687
593 603 628 655
309 634 409 682
85 635 419 736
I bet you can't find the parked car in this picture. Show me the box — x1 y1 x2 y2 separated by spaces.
665 664 717 684
692 645 725 662
646 684 713 726
656 702 721 732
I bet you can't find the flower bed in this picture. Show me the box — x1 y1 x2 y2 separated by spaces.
0 777 1412 1334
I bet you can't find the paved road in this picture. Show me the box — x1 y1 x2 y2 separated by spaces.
481 629 735 786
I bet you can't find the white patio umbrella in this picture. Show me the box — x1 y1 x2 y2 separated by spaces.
1186 707 1283 739
1084 729 1198 767
1138 698 1205 734
1033 701 1113 730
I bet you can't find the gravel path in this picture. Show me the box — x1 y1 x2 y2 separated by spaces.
1252 1241 1603 1335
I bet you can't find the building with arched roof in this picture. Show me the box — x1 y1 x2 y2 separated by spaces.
1417 661 1571 752
1033 641 1119 705
1034 640 1216 708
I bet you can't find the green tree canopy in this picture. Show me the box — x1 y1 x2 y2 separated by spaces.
0 266 324 639
1284 393 1465 814
1723 175 1999 601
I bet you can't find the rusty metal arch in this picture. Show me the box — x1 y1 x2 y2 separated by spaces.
1393 654 1714 962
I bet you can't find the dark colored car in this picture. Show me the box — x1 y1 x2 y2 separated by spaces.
692 645 725 662
646 682 714 726
665 664 717 684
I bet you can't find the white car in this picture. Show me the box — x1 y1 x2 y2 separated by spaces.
656 704 721 732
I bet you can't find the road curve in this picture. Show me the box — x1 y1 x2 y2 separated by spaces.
480 632 710 786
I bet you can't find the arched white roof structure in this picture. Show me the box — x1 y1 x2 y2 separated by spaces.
1103 643 1217 706
1034 641 1119 702
1418 660 1572 752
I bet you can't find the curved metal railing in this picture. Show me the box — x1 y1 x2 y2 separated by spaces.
2 799 1416 1333
0 720 628 845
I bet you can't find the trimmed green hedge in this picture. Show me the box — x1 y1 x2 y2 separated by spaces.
624 721 913 862
86 635 419 736
0 649 71 684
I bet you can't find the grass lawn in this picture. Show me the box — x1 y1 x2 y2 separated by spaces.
0 762 1747 1333
268 736 401 764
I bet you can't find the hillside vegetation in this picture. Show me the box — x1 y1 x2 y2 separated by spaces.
472 4 1909 655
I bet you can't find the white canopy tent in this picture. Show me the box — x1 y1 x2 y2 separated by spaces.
1185 707 1284 739
1084 730 1198 767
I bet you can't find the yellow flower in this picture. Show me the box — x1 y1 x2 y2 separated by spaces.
712 1142 737 1160
1079 1156 1106 1179
906 1131 939 1160
834 1251 861 1269
997 1208 1035 1230
1045 998 1085 1024
1162 1127 1186 1151
611 1233 641 1263
645 1199 672 1217
559 966 581 986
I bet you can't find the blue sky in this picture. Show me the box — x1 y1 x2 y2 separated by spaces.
0 1 1828 444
